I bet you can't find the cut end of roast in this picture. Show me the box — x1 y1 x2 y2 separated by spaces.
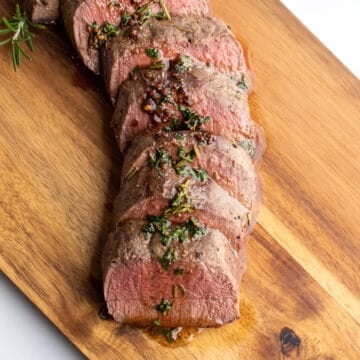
103 221 244 327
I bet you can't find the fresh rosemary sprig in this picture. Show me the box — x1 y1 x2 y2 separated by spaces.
0 4 45 71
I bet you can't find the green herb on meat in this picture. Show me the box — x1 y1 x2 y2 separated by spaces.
148 148 172 170
232 75 249 90
107 0 121 9
87 21 120 49
159 328 175 343
164 180 194 215
179 106 211 131
0 4 45 71
159 0 171 20
145 48 161 59
176 164 208 182
174 268 185 275
149 60 166 70
158 248 179 270
153 319 161 326
143 215 171 240
156 298 173 315
238 139 256 158
186 217 207 240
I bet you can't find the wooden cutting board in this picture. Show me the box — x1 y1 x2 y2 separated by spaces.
0 0 359 358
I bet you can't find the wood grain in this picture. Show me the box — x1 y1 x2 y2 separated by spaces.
0 0 359 358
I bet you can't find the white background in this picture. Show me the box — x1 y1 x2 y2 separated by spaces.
0 1 359 358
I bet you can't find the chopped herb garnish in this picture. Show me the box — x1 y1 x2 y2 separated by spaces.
125 166 139 181
158 248 179 270
159 0 171 20
149 60 166 70
143 215 171 240
238 139 256 158
160 328 175 343
164 180 194 216
179 106 211 131
175 133 184 142
136 1 153 15
174 54 192 73
185 217 207 240
156 298 173 315
153 319 161 326
120 11 132 27
145 48 160 59
107 0 121 9
176 165 208 182
148 148 171 170
87 21 119 49
174 268 185 275
232 75 249 90
178 146 195 162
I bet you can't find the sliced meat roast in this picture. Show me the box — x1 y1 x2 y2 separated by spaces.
114 165 251 251
61 0 211 74
121 131 261 211
112 57 263 154
103 220 247 327
25 0 59 23
101 16 250 102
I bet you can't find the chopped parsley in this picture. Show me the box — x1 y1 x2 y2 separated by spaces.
238 139 256 158
149 61 166 70
158 248 179 270
87 22 120 49
143 215 171 239
164 180 194 216
232 75 249 90
159 328 175 343
148 148 172 170
156 298 173 315
120 11 132 27
145 48 161 59
174 268 185 275
179 106 211 131
176 165 208 182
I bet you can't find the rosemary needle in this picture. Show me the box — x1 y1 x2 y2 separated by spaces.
0 4 45 71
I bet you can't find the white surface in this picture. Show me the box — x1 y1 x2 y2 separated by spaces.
281 0 360 78
1 2 359 359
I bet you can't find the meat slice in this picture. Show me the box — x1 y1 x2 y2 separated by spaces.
112 60 264 154
102 16 250 102
61 0 211 74
25 0 59 23
114 160 252 250
103 220 247 327
121 131 261 210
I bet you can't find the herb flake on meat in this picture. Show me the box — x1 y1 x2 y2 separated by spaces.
148 148 172 170
87 21 120 49
165 180 194 215
156 298 173 315
145 48 161 59
238 139 256 158
158 249 179 270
